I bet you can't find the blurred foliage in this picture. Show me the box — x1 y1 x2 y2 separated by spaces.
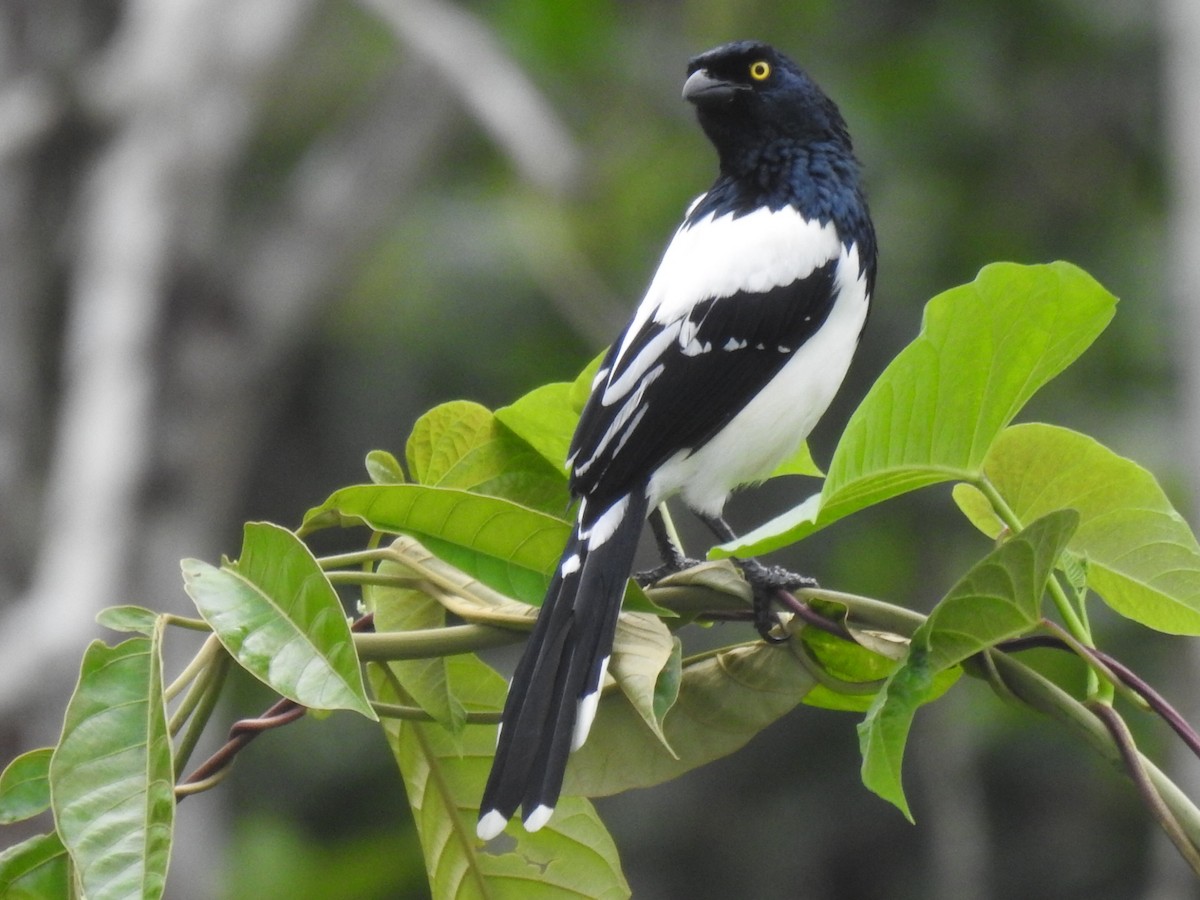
216 1 1180 898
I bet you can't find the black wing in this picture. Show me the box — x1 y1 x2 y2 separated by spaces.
568 259 840 506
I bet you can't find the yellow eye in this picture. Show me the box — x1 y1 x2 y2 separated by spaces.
749 60 771 81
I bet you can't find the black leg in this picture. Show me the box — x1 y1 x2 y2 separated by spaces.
635 506 703 587
697 512 738 544
698 513 816 643
648 506 688 569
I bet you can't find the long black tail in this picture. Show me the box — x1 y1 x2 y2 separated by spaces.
477 489 648 840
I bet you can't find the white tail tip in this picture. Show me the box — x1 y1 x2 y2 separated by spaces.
523 803 554 832
477 809 508 841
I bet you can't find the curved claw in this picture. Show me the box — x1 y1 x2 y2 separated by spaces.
739 559 818 643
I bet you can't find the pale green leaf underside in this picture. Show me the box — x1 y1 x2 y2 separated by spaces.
182 522 375 719
960 423 1200 634
0 747 53 825
95 605 161 637
50 636 173 900
365 448 405 485
608 612 677 752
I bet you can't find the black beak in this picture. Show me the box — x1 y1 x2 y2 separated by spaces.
682 69 744 106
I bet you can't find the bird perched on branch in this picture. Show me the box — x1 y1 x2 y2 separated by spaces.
477 40 877 841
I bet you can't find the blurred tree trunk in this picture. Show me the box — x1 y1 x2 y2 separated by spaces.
0 2 579 894
1154 0 1200 895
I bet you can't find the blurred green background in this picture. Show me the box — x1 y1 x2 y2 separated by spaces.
1 1 1196 897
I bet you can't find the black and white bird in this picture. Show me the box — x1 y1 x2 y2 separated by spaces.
477 40 877 841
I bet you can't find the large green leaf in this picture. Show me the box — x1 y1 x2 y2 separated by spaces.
407 399 569 514
0 831 70 899
857 510 1078 819
564 641 816 796
181 522 375 719
369 658 629 899
0 748 52 824
50 635 174 900
722 262 1116 557
303 484 570 607
955 423 1200 635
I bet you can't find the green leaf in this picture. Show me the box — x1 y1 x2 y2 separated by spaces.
959 423 1200 634
492 350 606 474
608 612 677 753
181 523 376 719
50 635 173 900
918 509 1078 670
0 831 70 899
857 510 1078 819
0 748 52 824
367 560 467 736
856 647 932 823
365 449 406 485
494 381 577 475
799 629 901 713
368 657 630 898
722 262 1116 557
407 399 569 514
798 628 960 713
303 484 571 606
652 638 684 726
96 604 161 636
564 641 816 797
950 482 1004 537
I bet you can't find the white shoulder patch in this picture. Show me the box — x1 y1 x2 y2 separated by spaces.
647 206 840 325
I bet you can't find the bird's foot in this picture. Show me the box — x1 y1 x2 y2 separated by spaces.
634 553 705 587
736 558 817 644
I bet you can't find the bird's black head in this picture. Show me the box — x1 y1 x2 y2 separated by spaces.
684 41 855 181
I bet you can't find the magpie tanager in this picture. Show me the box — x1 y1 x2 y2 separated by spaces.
477 40 877 841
